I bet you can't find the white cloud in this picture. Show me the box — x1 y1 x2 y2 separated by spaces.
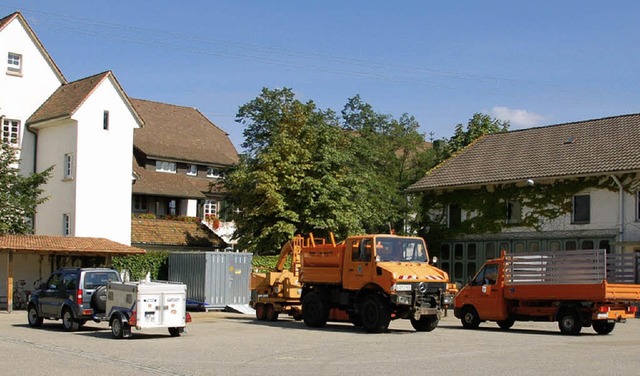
489 107 548 129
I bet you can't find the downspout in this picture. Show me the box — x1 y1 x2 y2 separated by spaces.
610 175 624 246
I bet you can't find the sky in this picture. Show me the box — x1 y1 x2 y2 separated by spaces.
3 1 640 152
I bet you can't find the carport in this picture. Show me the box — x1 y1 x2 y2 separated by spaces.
0 235 146 312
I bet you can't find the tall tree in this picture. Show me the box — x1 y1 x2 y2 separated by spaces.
0 142 52 234
434 113 509 162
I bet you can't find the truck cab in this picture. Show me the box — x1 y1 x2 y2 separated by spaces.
454 259 509 326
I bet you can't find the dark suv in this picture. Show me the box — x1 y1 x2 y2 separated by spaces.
27 268 121 331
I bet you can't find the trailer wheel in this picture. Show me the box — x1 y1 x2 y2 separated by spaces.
168 327 182 337
255 303 267 321
111 317 124 339
558 311 582 335
592 321 615 335
460 306 480 329
265 304 279 321
497 317 515 330
360 295 390 333
302 291 329 328
410 315 439 332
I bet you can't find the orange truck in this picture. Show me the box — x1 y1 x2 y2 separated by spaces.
454 249 640 335
299 233 450 333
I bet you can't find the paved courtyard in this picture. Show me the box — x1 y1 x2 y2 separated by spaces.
1 310 638 375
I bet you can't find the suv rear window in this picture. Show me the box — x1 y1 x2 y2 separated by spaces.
83 272 120 290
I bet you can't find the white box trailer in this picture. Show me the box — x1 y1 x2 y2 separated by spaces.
105 280 191 339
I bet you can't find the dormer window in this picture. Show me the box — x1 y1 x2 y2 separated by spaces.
155 160 176 173
187 164 198 176
7 52 22 75
207 167 222 179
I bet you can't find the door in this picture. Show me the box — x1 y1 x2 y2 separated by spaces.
342 238 374 291
39 272 65 316
161 292 185 327
458 263 506 321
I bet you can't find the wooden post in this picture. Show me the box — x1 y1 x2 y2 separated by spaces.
7 251 13 313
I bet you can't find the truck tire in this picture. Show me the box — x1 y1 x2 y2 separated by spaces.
497 317 515 330
302 291 329 328
62 308 79 332
558 311 582 335
410 315 439 332
460 306 480 329
360 295 391 333
255 303 267 321
265 304 279 321
592 321 615 335
27 304 43 327
91 286 108 313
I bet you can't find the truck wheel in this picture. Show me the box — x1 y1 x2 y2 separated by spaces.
255 303 267 321
27 304 43 327
592 321 615 335
360 295 390 333
111 317 124 339
302 291 329 328
265 304 279 321
460 306 480 329
62 309 79 332
349 312 362 327
410 315 439 332
558 311 582 335
497 317 515 330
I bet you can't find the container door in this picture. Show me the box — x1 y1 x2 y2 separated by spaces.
161 291 185 327
138 293 162 327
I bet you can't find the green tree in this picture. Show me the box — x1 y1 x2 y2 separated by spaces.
226 89 434 254
0 142 52 234
434 113 509 162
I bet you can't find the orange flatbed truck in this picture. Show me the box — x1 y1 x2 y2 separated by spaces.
454 249 640 335
299 233 450 333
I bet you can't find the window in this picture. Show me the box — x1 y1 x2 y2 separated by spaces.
572 194 590 223
506 201 522 224
636 192 640 221
207 167 222 178
103 110 109 130
62 214 71 236
133 195 148 212
2 119 20 145
204 199 218 217
187 164 198 176
155 160 176 173
448 204 461 228
7 52 21 74
63 153 74 179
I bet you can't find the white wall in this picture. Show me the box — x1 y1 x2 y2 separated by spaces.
0 16 63 176
34 120 77 236
73 76 138 245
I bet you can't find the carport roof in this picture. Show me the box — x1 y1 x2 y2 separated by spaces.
0 235 146 255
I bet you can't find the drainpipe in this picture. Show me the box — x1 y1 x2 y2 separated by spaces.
27 125 39 231
610 175 624 246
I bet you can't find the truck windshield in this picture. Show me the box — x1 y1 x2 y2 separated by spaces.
375 237 427 262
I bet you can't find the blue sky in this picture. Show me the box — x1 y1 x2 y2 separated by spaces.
3 1 639 151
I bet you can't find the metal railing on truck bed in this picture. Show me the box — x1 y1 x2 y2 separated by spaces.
505 250 639 285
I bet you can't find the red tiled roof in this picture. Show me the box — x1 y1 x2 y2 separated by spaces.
131 98 239 166
408 113 640 191
131 218 224 247
0 235 146 255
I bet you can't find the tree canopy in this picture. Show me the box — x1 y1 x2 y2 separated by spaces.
0 142 52 234
225 88 433 254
